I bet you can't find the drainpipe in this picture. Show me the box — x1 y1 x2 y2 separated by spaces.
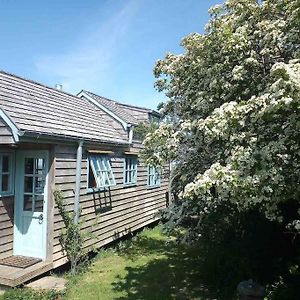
128 125 134 144
74 140 83 224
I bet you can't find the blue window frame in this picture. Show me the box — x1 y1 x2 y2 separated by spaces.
0 153 14 197
124 156 137 185
88 155 116 190
147 165 160 187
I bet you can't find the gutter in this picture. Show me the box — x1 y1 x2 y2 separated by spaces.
20 130 130 147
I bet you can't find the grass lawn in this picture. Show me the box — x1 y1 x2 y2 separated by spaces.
65 226 215 300
1 226 216 300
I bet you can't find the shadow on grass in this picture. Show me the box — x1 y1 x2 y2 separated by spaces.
112 232 217 300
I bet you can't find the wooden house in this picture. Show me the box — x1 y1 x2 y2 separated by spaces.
0 71 168 287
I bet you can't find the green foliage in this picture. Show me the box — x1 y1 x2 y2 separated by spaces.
161 202 300 298
266 275 300 300
133 121 159 141
143 0 300 296
54 189 93 275
2 288 63 300
145 0 300 226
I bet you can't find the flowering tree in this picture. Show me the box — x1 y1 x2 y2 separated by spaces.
142 0 300 237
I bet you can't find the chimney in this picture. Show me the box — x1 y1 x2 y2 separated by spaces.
55 84 63 91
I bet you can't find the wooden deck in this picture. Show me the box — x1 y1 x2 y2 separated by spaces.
0 261 53 287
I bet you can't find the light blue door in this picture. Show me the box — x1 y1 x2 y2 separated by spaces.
13 151 48 260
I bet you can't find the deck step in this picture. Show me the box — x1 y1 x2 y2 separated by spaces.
0 261 53 287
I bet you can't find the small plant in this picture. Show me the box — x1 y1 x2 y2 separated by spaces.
54 189 93 275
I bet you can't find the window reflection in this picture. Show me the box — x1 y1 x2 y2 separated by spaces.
23 157 46 213
25 158 34 174
23 195 33 211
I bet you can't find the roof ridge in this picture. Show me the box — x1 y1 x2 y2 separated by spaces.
82 90 139 124
118 102 151 112
0 70 80 99
83 89 156 113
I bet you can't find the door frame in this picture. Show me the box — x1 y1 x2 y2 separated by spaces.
13 150 49 260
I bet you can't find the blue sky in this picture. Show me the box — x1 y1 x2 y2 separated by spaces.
0 0 221 109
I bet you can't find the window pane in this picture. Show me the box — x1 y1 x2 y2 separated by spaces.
35 158 45 175
101 171 109 186
88 164 97 188
124 157 137 184
2 156 9 172
24 176 33 193
24 195 33 211
25 158 34 174
148 165 160 187
89 156 115 188
35 176 45 194
128 159 132 170
99 158 106 170
35 195 44 212
1 174 9 191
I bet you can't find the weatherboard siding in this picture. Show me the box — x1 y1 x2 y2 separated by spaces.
52 143 168 267
0 196 14 259
0 117 14 144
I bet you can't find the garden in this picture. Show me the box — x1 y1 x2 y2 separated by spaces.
1 0 299 298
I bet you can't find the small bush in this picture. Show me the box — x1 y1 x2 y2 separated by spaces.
161 202 300 299
54 189 94 275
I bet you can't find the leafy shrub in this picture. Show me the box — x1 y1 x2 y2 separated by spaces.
161 202 300 299
133 121 159 141
54 189 94 275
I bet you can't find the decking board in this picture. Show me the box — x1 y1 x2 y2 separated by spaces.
0 261 53 287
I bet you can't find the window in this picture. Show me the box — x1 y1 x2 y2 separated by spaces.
124 156 137 185
0 153 14 196
88 156 116 190
147 165 160 187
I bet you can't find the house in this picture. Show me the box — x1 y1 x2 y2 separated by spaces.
0 70 168 287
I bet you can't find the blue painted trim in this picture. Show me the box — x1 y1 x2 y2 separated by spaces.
86 187 109 194
86 158 106 193
86 155 116 192
0 151 15 197
123 156 138 186
13 150 49 260
147 165 161 188
0 108 20 142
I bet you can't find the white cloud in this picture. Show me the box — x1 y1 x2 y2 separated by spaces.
35 0 140 93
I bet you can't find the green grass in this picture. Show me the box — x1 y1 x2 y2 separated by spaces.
0 288 63 300
1 226 216 300
66 226 215 300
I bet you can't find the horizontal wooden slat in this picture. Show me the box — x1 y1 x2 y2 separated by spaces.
0 196 14 258
52 143 168 266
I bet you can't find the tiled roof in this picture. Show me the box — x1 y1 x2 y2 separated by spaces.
81 90 157 125
0 71 128 144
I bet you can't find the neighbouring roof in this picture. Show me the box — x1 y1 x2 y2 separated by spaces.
79 90 160 126
0 71 128 144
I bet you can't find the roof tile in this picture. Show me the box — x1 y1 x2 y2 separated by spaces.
0 71 128 144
